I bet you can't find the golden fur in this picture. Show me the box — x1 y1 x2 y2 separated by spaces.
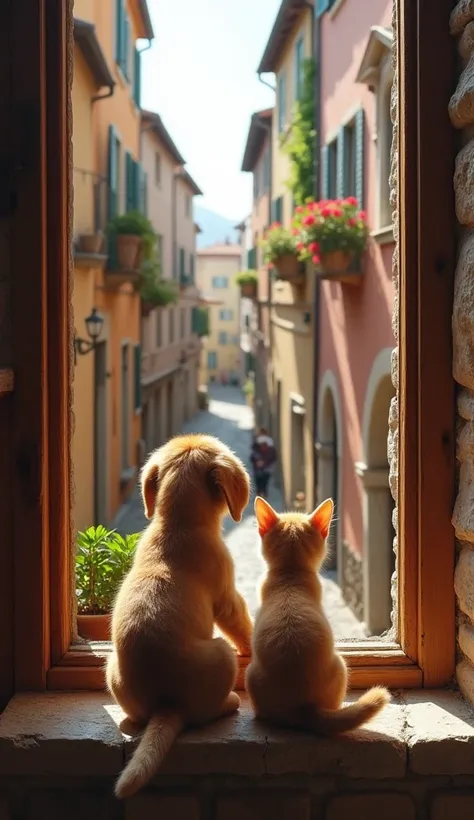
246 497 390 734
107 434 253 798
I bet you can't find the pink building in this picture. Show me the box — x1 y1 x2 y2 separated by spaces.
316 0 394 635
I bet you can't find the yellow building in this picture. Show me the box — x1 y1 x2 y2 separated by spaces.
72 0 154 531
196 243 242 385
254 0 315 508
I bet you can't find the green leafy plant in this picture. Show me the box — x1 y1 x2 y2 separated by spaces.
242 377 255 397
281 59 316 206
261 222 299 265
76 526 140 614
140 260 178 307
106 210 158 261
292 197 370 261
192 305 210 337
235 270 258 287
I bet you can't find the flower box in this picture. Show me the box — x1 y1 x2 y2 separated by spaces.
317 250 363 286
273 253 301 280
241 281 257 299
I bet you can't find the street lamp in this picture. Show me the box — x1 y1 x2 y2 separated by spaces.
74 308 104 364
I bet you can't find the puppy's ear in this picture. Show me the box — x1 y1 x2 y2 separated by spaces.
141 458 160 519
309 498 334 539
254 496 279 536
213 452 250 522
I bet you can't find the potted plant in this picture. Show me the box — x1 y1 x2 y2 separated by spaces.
242 376 255 407
261 222 301 280
294 197 369 281
77 231 104 255
140 260 178 317
235 269 258 299
76 525 140 640
106 210 157 270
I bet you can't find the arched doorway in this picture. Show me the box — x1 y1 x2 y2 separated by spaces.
359 348 396 636
317 371 342 572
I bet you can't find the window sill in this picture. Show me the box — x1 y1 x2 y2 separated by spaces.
371 225 394 246
1 690 473 780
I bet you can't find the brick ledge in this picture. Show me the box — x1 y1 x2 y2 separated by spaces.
0 690 474 781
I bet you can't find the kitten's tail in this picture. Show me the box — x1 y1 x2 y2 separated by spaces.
115 711 184 799
298 686 390 736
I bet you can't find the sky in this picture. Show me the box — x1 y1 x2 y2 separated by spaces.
141 0 281 222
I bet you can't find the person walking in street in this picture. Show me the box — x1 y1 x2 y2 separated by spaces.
250 428 277 499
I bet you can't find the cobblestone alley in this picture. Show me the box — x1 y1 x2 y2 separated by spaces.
113 384 366 639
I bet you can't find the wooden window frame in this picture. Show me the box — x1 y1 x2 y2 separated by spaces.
0 0 455 705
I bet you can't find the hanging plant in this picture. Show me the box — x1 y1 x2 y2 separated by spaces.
281 59 316 206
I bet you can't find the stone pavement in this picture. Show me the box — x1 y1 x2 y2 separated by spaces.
112 384 366 639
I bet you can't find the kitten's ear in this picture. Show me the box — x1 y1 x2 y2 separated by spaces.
254 496 279 536
141 457 160 519
309 498 334 539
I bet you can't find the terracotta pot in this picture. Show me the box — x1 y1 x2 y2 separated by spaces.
77 613 111 641
241 282 257 299
320 250 353 273
77 232 103 254
116 234 141 269
273 253 300 279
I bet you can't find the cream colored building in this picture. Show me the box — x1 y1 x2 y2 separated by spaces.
254 0 316 509
196 243 242 385
140 111 202 451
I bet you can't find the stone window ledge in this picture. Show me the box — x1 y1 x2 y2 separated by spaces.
1 690 474 781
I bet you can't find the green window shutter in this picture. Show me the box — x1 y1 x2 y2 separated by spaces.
125 151 133 212
108 125 118 218
115 0 123 63
270 200 275 223
354 108 365 209
275 196 283 224
336 126 347 199
119 8 129 77
133 344 142 411
179 247 185 283
316 0 330 18
133 159 140 210
133 47 141 107
321 144 330 199
190 253 195 282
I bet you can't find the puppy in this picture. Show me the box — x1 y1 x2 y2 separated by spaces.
246 497 390 734
107 435 253 799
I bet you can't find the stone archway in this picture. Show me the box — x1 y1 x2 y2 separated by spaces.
317 370 343 573
356 348 395 636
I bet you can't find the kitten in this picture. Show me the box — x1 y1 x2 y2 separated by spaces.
246 496 390 734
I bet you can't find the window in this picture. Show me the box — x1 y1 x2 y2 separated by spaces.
121 344 130 470
108 125 121 217
343 120 356 198
156 308 162 348
125 152 142 212
278 71 287 132
324 109 365 205
189 252 195 283
294 37 304 101
133 47 141 107
219 309 233 321
207 351 217 370
218 332 228 345
180 307 186 339
212 276 228 288
10 0 456 699
270 196 283 224
155 152 161 186
169 307 175 344
115 0 132 80
328 140 338 199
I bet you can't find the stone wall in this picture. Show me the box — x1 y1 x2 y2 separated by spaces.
450 0 474 704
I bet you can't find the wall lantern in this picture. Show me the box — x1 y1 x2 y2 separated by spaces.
74 308 104 364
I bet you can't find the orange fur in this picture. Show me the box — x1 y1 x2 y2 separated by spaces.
107 435 253 799
246 497 390 735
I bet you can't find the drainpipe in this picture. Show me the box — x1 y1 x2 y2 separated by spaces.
311 5 322 507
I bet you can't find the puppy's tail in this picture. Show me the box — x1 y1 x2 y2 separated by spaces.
296 686 390 736
115 711 184 799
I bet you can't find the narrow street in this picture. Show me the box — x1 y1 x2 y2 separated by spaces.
113 384 366 639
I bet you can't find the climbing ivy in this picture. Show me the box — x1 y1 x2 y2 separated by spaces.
281 59 316 206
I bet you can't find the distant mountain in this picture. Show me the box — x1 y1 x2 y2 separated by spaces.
194 205 240 249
